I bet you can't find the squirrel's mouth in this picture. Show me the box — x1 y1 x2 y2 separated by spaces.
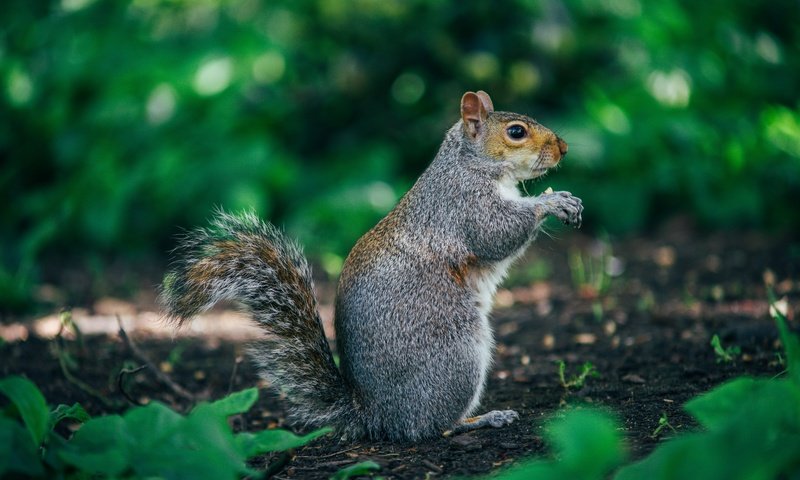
524 167 549 180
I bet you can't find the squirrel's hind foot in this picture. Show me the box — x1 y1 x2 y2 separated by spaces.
443 409 520 437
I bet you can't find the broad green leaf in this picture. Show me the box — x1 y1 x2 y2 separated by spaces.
494 461 568 480
686 377 800 431
615 421 800 480
495 408 624 480
331 460 381 480
50 402 90 428
614 435 715 480
0 416 45 477
0 375 49 446
236 426 332 457
547 408 625 478
685 377 761 429
618 373 800 480
121 402 246 480
148 405 249 480
200 388 259 418
59 414 131 476
42 431 71 472
123 401 183 443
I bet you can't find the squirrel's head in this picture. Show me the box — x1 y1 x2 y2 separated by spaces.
460 91 567 181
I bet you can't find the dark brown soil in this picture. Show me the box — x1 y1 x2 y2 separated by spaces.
2 229 798 479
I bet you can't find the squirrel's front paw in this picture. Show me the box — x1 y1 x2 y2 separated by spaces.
540 191 583 227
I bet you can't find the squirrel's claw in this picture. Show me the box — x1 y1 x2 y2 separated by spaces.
541 191 583 227
445 409 520 437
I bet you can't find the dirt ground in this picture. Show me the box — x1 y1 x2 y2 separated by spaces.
2 225 798 479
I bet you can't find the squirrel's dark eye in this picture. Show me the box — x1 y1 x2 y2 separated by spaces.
506 125 526 140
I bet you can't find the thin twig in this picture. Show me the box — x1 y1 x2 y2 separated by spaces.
116 315 195 403
54 337 116 409
263 451 293 478
421 459 443 473
294 445 361 459
292 459 355 470
227 355 247 431
117 365 148 405
227 355 243 396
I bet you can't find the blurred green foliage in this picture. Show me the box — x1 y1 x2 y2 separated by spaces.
1 0 798 310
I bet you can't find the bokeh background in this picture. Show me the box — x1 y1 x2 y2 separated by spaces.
2 0 799 313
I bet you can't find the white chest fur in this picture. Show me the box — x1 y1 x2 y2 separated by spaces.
478 174 535 316
461 249 528 418
461 176 536 417
470 255 519 317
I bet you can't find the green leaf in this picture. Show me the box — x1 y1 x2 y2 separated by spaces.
685 377 761 429
158 405 250 480
236 427 332 457
771 299 800 385
617 376 800 480
546 408 625 477
495 462 565 480
687 376 800 431
59 414 131 476
42 431 71 472
200 388 259 418
614 435 711 480
122 402 248 480
0 375 49 446
495 408 624 480
123 401 183 443
710 334 740 363
50 402 90 429
330 460 381 480
0 416 45 477
615 414 800 480
104 394 318 480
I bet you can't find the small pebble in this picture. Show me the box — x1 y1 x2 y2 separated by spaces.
622 373 646 384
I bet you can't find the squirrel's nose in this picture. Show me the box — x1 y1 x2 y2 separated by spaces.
557 137 568 156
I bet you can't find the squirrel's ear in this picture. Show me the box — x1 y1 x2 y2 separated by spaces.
461 91 489 139
476 91 494 113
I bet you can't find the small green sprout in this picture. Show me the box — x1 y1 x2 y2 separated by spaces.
506 258 552 286
651 412 678 439
568 237 617 299
592 301 604 323
710 334 740 363
59 309 84 348
167 343 186 366
557 360 599 391
774 352 785 368
636 290 656 313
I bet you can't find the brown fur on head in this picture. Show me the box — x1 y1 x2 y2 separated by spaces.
460 91 567 181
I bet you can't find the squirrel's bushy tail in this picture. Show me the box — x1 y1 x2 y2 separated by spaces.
160 210 357 433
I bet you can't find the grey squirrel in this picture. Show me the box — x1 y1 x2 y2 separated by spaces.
160 91 583 442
